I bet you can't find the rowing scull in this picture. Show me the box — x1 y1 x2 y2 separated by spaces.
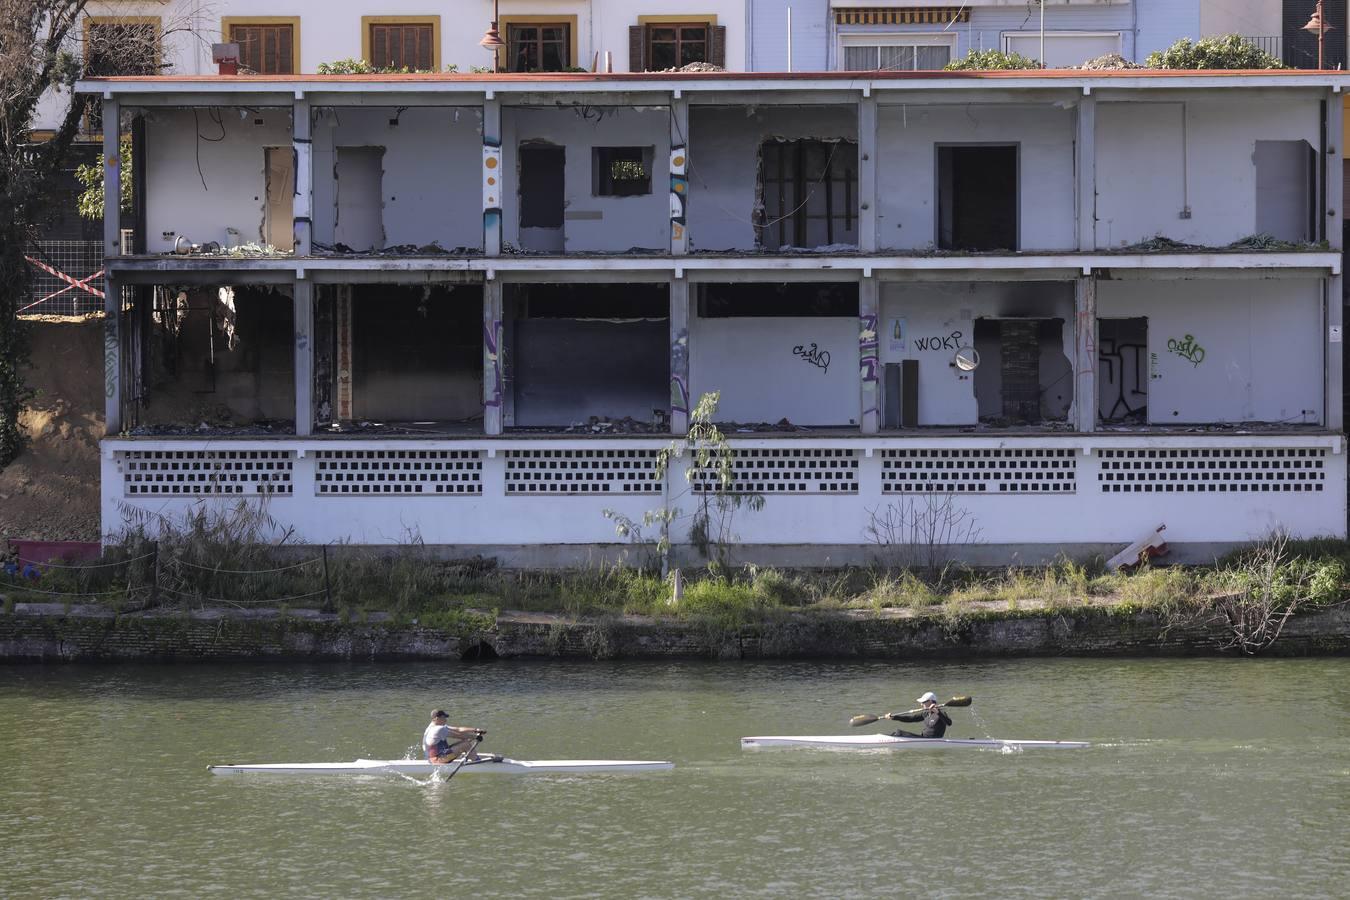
740 734 1089 751
209 758 674 776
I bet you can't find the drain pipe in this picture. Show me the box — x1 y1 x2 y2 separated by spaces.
787 6 793 72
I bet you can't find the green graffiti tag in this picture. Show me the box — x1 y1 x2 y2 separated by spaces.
1166 334 1205 367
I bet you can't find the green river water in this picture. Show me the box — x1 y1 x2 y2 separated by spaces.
2 657 1348 898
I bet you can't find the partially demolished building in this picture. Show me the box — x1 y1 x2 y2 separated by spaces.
78 69 1348 563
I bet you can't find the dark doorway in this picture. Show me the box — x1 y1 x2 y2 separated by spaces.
1098 317 1148 424
972 317 1070 425
519 144 565 252
937 145 1018 251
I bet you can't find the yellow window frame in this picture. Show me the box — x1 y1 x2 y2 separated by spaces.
497 14 579 72
220 16 302 73
361 15 441 71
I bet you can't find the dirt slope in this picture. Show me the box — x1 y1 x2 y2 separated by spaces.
0 317 104 542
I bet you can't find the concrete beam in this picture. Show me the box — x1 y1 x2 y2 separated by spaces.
670 277 690 434
483 99 502 257
483 279 504 435
103 274 121 435
102 98 121 259
858 96 878 254
293 96 313 256
1075 95 1096 251
293 280 313 436
859 276 880 433
1074 275 1097 433
670 95 689 256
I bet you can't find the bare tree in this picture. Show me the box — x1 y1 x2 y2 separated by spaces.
864 493 982 582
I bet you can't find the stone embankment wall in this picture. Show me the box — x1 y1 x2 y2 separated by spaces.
4 603 1350 661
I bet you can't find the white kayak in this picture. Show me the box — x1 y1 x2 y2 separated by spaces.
740 734 1090 751
209 757 674 776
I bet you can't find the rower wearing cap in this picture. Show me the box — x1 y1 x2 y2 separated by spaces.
423 709 500 764
889 691 953 739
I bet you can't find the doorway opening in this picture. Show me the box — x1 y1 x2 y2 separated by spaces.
937 145 1018 251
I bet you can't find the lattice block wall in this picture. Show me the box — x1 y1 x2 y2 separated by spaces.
1098 448 1326 492
692 449 859 493
314 450 482 495
882 448 1077 493
119 450 294 496
505 449 661 494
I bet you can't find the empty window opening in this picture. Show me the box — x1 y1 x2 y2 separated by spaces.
697 282 859 317
334 147 384 252
508 283 669 428
594 147 653 197
263 147 295 251
369 22 435 71
1255 140 1315 244
139 285 295 430
84 19 160 131
758 139 859 249
1098 317 1148 424
938 145 1018 251
227 22 296 74
519 144 565 252
344 284 482 426
508 23 570 72
973 318 1071 426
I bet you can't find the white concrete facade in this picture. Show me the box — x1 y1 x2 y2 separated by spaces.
79 70 1350 563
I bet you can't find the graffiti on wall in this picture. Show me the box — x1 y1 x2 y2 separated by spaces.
860 314 879 416
483 318 503 408
670 145 688 247
103 315 119 399
670 327 689 415
1166 334 1205 367
792 342 831 373
911 330 964 351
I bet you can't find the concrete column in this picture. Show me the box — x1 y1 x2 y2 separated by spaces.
335 286 353 422
858 95 878 253
483 99 503 257
292 95 313 256
670 95 689 255
1075 95 1096 252
669 277 690 433
483 278 504 435
102 97 121 259
859 275 880 433
103 274 121 435
293 279 313 436
1074 275 1097 433
1325 91 1344 431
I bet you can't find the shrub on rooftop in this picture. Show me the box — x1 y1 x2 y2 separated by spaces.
943 49 1041 71
1145 35 1285 70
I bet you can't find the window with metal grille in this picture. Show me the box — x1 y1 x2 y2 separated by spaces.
508 23 570 71
646 23 709 70
229 23 295 74
758 139 859 249
842 42 951 71
369 23 434 71
593 147 653 196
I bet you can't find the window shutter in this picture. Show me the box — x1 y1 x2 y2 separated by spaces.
629 25 645 71
710 25 726 67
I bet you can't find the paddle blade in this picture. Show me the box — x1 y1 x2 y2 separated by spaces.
945 696 973 708
849 713 880 728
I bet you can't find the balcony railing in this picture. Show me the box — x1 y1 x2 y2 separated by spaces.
1239 35 1282 58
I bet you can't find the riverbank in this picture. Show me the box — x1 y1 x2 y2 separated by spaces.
5 597 1350 661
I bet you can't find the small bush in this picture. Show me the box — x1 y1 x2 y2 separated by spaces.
945 49 1041 71
1145 35 1284 70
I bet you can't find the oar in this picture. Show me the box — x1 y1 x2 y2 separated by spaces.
441 735 483 782
849 695 973 728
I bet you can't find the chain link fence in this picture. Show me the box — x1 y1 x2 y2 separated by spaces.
22 240 105 317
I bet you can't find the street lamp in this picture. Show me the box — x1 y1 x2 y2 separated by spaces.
1303 0 1335 70
480 0 505 72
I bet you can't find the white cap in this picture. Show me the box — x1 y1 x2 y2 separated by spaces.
916 691 938 705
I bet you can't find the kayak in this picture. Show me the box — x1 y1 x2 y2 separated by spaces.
740 734 1090 751
209 757 674 776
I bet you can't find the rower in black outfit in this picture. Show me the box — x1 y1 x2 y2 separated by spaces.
889 691 952 738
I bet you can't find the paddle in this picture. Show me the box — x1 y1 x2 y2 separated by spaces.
849 695 973 728
440 735 484 782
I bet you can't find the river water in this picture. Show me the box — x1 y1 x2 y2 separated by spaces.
2 657 1347 898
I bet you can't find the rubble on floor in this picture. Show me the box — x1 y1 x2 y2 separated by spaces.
1078 53 1141 70
128 420 292 437
312 241 478 255
662 62 725 73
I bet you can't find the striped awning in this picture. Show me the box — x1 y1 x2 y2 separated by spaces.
834 7 971 26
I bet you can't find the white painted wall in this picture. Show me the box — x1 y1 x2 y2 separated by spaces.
1134 0 1200 61
500 106 671 253
1095 98 1321 248
312 106 483 252
689 315 861 425
143 107 292 252
875 104 1077 252
1199 0 1281 42
688 105 857 251
1098 279 1324 424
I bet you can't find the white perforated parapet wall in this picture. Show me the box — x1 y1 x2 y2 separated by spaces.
1098 448 1326 492
504 449 661 494
692 449 859 493
881 448 1077 493
118 450 294 496
314 450 482 495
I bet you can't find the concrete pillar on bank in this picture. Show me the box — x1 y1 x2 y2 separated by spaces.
1074 274 1097 433
293 279 313 436
483 98 503 257
670 95 689 255
858 95 878 253
102 96 121 260
103 275 122 435
670 276 690 433
102 97 123 435
1075 94 1096 251
1326 90 1344 431
484 278 504 435
292 94 313 256
859 275 880 433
